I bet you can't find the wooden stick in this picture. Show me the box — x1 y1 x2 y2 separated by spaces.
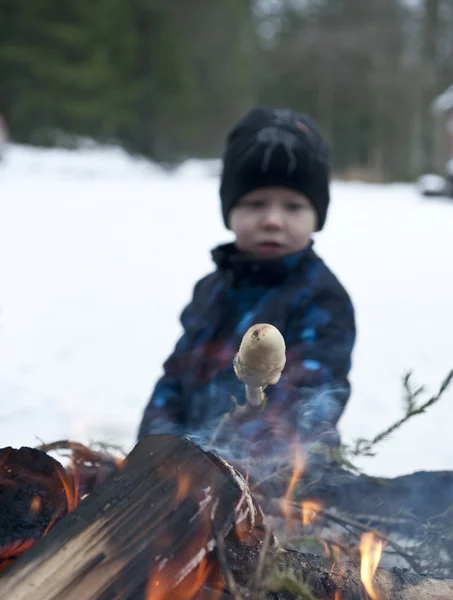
209 324 286 446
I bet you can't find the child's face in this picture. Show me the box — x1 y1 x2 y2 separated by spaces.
229 187 317 259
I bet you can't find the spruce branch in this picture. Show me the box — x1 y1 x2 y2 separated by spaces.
343 369 453 462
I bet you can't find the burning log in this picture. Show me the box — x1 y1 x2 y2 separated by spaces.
0 434 269 600
0 446 78 573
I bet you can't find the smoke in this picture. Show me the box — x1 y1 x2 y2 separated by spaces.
161 382 351 496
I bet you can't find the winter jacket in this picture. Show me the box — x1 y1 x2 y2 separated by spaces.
137 242 356 452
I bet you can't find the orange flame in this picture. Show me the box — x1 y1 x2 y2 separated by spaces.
175 474 191 502
57 467 80 512
301 500 321 527
146 552 223 600
182 557 223 600
235 519 258 547
330 562 345 600
145 467 225 600
114 457 126 470
0 540 37 573
185 558 213 599
30 496 42 516
280 445 305 521
43 468 80 535
146 568 173 600
359 532 383 600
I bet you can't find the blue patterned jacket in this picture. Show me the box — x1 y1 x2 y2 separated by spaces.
137 242 355 451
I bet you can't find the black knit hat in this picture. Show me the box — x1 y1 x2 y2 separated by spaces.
219 107 331 231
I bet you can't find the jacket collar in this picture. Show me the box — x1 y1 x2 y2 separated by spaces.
211 241 314 286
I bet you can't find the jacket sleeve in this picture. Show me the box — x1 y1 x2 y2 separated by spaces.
137 278 207 440
266 285 356 445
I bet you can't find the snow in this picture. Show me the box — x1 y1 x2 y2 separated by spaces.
1 144 452 478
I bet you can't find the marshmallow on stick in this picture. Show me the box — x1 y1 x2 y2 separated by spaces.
208 324 287 446
233 324 286 407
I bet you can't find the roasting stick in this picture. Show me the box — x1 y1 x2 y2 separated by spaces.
208 324 286 446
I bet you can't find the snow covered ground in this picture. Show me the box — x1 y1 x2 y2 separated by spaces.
1 144 452 477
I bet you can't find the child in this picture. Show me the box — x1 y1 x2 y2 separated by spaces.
137 106 356 461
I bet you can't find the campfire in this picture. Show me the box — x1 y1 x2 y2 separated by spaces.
1 325 452 599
